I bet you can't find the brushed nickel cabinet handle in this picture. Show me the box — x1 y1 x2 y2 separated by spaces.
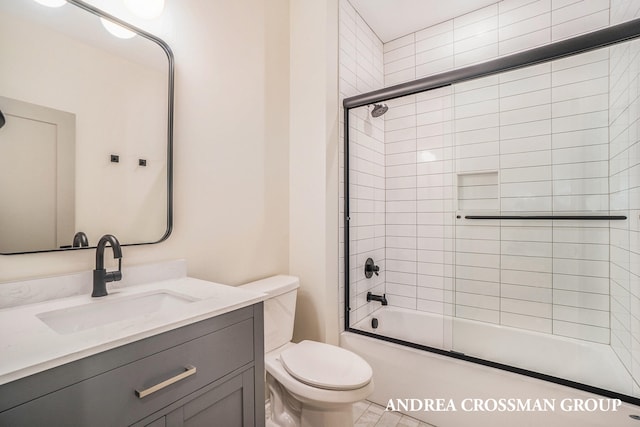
135 365 197 398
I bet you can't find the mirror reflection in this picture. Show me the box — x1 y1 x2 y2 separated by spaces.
0 0 172 254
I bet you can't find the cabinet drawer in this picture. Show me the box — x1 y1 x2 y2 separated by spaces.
0 318 254 427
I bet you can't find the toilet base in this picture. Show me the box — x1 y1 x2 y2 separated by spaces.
299 404 353 427
266 372 356 427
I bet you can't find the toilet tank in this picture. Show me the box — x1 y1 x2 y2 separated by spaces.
240 275 299 353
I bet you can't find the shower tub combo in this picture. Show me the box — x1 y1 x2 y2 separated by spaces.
341 11 640 427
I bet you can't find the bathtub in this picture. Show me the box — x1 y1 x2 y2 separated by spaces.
341 306 640 427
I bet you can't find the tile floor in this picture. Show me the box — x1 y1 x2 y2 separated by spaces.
266 400 437 426
353 401 437 427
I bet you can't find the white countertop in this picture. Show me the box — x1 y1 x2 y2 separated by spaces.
0 275 267 386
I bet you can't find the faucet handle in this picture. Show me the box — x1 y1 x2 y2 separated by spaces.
364 258 380 278
105 259 123 283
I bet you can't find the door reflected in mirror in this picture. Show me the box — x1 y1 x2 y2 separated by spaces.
0 0 173 254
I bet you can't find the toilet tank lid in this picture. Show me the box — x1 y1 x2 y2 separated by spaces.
240 275 299 297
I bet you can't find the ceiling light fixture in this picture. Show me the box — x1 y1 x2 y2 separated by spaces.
100 18 136 39
123 0 165 20
33 0 66 7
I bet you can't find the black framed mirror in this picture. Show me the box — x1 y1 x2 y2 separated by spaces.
0 0 173 254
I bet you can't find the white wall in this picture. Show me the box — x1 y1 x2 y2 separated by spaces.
289 0 340 344
0 0 290 290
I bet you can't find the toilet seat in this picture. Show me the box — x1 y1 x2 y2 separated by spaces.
280 340 372 391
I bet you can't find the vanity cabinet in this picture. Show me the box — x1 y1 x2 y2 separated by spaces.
0 304 264 427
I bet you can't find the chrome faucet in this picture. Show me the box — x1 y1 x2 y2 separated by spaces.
92 234 123 297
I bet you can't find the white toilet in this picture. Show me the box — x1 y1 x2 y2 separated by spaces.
241 275 374 427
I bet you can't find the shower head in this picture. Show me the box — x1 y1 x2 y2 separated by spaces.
370 103 388 118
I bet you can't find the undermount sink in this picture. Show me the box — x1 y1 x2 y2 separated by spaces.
36 291 197 335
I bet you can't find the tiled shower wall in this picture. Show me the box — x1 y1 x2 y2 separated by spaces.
380 0 614 344
338 0 385 328
384 51 612 344
609 0 640 395
339 0 640 354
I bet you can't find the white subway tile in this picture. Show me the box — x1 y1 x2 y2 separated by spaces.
553 226 609 244
553 320 609 343
501 181 552 198
500 120 552 140
500 28 552 56
500 105 551 125
386 212 416 225
552 60 609 86
501 165 551 183
455 6 498 41
456 305 500 323
456 265 500 282
502 283 552 303
502 254 552 272
457 291 500 309
388 295 417 310
385 68 416 86
502 298 552 317
501 226 553 241
501 150 552 169
384 43 416 64
553 242 609 261
552 128 608 149
455 44 500 68
500 135 551 158
417 286 444 301
386 282 416 298
552 10 609 41
554 273 609 293
553 194 609 211
456 252 500 268
553 258 609 278
552 112 608 134
502 241 552 257
554 289 609 310
502 312 552 333
502 269 553 288
416 20 454 40
552 161 608 180
456 238 500 254
553 144 608 164
500 0 551 23
456 156 500 173
455 127 500 146
500 73 551 97
384 33 415 53
416 30 454 53
386 270 417 285
455 29 499 54
386 200 417 212
386 176 417 189
416 58 456 78
554 305 609 328
552 76 608 102
500 89 551 112
552 0 608 23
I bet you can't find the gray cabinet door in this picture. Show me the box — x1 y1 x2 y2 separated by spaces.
145 416 166 427
166 368 256 427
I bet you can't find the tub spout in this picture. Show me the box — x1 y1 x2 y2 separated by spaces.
367 292 388 306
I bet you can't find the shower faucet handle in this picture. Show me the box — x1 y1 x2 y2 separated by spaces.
364 258 380 278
